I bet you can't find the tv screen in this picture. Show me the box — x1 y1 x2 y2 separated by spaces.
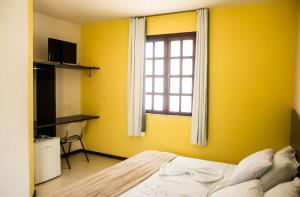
48 38 77 64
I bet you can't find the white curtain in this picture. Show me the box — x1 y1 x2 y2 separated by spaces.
191 9 208 145
128 17 146 136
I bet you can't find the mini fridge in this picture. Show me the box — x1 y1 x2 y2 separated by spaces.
34 137 61 184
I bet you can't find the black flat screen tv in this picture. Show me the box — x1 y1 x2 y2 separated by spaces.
48 38 77 64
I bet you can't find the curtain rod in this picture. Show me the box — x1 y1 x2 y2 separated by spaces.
135 8 204 18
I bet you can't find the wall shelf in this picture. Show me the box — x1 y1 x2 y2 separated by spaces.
33 61 100 77
34 61 100 70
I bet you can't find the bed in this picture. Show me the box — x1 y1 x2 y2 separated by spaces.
54 109 300 197
120 155 236 197
54 151 236 197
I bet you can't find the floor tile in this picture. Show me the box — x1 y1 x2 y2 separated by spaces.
35 153 121 197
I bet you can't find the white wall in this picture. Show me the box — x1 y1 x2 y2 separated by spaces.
0 0 30 196
34 12 82 151
295 7 300 113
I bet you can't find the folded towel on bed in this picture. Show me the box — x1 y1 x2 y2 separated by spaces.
159 163 224 183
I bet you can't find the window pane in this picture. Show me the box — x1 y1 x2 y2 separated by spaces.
154 95 163 111
146 42 153 58
145 77 152 93
145 95 152 110
145 60 153 75
181 96 192 113
154 77 163 93
169 96 179 112
170 59 180 75
154 60 164 75
171 40 180 57
182 78 193 94
182 59 193 75
170 77 180 93
155 41 164 57
183 40 193 56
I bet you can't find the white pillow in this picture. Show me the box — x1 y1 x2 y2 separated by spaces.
264 177 300 197
260 146 299 191
228 149 273 186
211 179 263 197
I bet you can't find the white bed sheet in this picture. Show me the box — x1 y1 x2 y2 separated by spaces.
120 156 236 197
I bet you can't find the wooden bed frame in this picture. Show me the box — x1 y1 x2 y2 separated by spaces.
291 109 300 176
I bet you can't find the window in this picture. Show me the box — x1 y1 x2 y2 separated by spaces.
145 32 196 115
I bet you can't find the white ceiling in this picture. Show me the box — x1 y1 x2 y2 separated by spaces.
34 0 265 24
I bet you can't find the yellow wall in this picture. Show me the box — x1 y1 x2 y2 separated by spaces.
146 11 197 35
28 0 34 196
81 0 299 164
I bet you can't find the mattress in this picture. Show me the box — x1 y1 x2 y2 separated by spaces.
120 156 236 197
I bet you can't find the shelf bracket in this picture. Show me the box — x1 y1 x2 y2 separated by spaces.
85 69 92 78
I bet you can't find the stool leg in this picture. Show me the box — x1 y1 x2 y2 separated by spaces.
79 138 89 162
61 143 71 169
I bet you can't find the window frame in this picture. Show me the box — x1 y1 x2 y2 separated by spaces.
145 32 196 116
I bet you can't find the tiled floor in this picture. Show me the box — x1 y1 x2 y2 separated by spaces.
35 153 121 197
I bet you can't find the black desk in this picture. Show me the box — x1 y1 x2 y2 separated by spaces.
34 115 99 129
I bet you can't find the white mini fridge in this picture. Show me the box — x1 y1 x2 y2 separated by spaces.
34 137 61 184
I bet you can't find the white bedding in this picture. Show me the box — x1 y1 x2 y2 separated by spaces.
120 156 236 197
